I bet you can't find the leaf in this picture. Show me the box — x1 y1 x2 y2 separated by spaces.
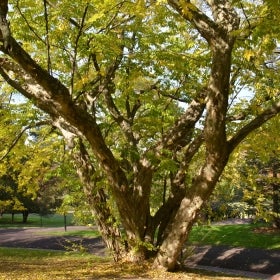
244 49 255 61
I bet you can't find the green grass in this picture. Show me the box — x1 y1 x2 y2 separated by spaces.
0 213 75 228
39 229 100 237
189 223 280 250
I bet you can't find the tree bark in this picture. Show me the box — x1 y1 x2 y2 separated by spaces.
57 122 125 260
0 0 10 50
22 210 28 223
154 0 238 270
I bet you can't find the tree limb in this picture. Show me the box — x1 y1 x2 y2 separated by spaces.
228 100 280 152
43 0 52 74
70 4 89 95
167 0 219 42
0 0 11 50
156 88 206 153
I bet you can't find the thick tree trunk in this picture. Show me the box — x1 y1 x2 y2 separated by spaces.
72 137 153 261
153 0 239 271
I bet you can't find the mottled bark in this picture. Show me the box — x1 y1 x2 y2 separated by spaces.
154 0 238 270
56 121 125 260
0 0 10 50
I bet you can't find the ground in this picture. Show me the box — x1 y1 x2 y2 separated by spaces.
0 224 279 279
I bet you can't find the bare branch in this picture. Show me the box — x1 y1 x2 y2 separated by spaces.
43 0 52 74
15 0 46 45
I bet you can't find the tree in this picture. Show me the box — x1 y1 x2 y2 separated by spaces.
0 0 279 271
233 116 280 228
0 94 66 222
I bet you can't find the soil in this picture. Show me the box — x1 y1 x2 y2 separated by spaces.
0 222 279 279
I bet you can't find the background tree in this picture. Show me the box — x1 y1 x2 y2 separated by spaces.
0 93 66 221
0 0 279 271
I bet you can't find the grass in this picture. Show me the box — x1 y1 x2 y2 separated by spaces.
0 247 250 280
0 213 74 228
40 229 101 237
189 223 280 250
38 221 280 251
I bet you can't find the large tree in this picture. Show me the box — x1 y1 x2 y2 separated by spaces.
0 0 280 271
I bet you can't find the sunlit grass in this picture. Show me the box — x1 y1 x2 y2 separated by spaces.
38 229 100 237
0 213 74 228
189 223 280 250
0 247 250 280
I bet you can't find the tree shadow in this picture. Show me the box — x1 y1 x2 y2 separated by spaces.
185 244 280 275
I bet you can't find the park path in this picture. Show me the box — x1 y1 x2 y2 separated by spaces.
0 226 107 255
0 224 279 279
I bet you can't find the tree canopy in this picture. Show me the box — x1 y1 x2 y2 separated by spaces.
0 0 279 271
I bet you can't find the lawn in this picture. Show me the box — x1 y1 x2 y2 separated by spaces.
188 223 280 250
0 213 74 228
0 247 250 280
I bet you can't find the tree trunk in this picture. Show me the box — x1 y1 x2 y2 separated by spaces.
22 210 28 223
152 0 239 271
60 130 126 260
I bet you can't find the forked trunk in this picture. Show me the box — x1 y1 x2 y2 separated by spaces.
153 163 225 271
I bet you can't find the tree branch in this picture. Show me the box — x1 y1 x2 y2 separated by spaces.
167 0 219 42
15 0 45 45
43 0 52 74
156 88 206 153
70 4 89 95
0 0 11 50
228 100 280 152
0 59 61 117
